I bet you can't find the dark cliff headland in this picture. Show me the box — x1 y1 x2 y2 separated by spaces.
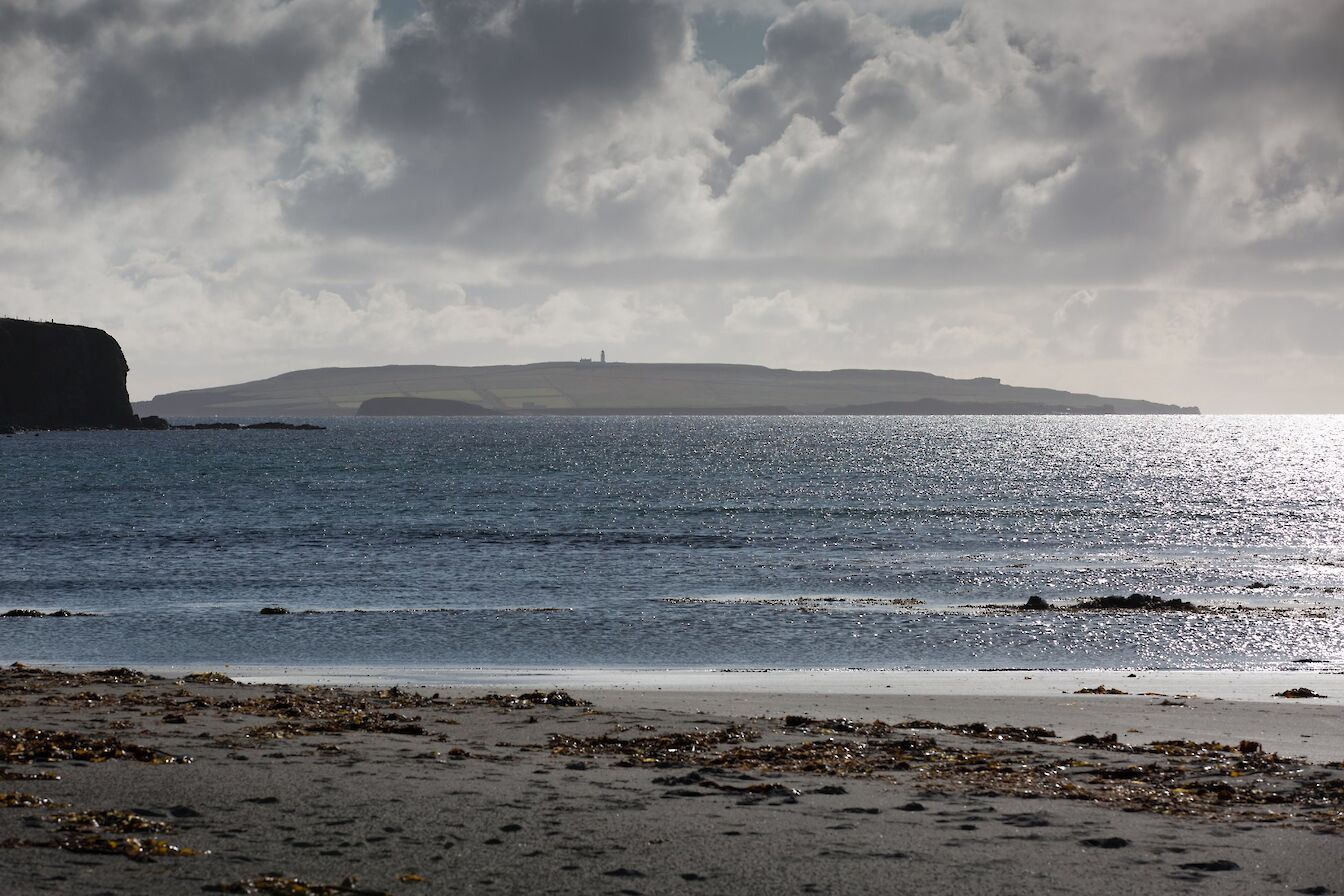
0 318 323 433
0 318 168 432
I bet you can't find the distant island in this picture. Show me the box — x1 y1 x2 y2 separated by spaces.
358 396 502 416
136 360 1199 417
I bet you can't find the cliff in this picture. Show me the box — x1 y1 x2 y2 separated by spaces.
137 361 1199 418
0 318 159 430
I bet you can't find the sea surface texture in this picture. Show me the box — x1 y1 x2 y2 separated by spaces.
3 416 1342 672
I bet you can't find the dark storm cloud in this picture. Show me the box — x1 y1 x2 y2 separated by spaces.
1139 0 1344 142
287 0 692 243
717 1 882 163
3 0 373 194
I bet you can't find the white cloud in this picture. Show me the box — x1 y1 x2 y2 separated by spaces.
725 290 848 334
0 0 1340 410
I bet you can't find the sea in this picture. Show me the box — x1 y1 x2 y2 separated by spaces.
2 415 1342 673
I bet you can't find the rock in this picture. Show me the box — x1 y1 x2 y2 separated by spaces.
2 609 93 618
1069 733 1120 746
1023 595 1051 610
171 421 324 430
0 318 139 430
1072 594 1197 611
258 607 290 615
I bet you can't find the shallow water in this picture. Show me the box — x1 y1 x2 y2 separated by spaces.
3 416 1342 670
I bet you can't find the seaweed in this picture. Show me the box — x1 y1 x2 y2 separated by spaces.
0 768 58 781
2 663 156 689
184 672 236 684
460 691 591 709
205 875 390 895
550 726 760 764
2 834 201 861
895 720 1057 743
0 729 190 764
1 790 62 808
49 809 173 834
545 722 1344 829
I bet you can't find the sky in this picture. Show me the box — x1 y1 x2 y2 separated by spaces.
1 0 1341 411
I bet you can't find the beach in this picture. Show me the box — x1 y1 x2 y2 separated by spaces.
2 664 1340 895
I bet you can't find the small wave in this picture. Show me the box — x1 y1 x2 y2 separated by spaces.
660 596 923 608
270 607 575 616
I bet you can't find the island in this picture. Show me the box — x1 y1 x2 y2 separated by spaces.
356 396 501 416
136 360 1199 417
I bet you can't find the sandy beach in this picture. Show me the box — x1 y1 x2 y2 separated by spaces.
1 663 1341 895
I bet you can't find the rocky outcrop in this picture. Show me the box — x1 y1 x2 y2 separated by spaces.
0 318 168 430
172 422 326 430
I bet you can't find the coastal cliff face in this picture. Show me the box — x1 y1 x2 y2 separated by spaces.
0 318 141 430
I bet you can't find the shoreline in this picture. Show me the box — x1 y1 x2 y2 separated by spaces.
63 663 1344 699
2 663 1341 894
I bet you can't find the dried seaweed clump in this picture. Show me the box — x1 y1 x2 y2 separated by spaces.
550 726 956 777
861 718 1056 744
205 875 391 895
548 722 1344 830
184 672 236 685
2 663 156 690
1275 688 1328 699
550 726 760 765
1075 685 1129 695
711 737 950 777
50 809 173 834
0 729 189 764
461 691 591 709
215 688 434 738
0 768 57 781
2 834 201 861
1 790 61 808
246 713 427 740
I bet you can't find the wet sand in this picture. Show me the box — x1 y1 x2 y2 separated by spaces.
1 664 1341 895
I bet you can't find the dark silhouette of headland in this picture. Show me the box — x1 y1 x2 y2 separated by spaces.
0 318 168 431
0 318 321 432
137 358 1199 417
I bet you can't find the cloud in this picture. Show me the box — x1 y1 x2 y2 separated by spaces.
725 290 848 334
286 0 724 252
0 0 1340 411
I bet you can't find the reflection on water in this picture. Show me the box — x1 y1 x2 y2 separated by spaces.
2 415 1342 670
